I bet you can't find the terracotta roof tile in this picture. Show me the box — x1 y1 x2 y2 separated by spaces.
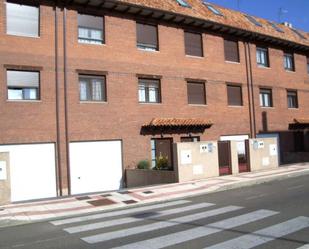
294 118 309 124
116 0 309 48
143 118 213 127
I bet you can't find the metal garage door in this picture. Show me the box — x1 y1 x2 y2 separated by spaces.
0 143 57 202
69 140 123 195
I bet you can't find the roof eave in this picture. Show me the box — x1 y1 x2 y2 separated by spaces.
62 0 309 52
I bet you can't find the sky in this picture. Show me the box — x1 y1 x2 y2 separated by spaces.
207 0 309 32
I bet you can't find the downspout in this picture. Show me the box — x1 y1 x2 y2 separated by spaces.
63 6 71 195
55 3 62 196
247 42 257 138
244 41 254 138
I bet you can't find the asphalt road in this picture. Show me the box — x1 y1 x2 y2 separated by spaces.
0 175 308 249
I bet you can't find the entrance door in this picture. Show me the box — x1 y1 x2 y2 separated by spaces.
151 138 173 169
218 141 232 176
220 135 250 173
238 139 250 173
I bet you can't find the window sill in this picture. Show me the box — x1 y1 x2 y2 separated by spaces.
139 102 162 105
137 48 159 53
6 100 41 103
257 65 271 69
79 101 108 104
6 33 40 39
185 55 204 59
228 105 244 108
225 60 240 64
78 42 106 46
288 107 299 110
188 104 207 107
285 69 295 73
260 106 274 109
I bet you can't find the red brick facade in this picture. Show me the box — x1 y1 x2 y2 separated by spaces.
0 1 309 195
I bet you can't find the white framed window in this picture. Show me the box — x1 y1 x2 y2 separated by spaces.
138 79 161 103
79 75 106 102
78 14 104 44
256 47 269 67
7 70 40 100
259 88 273 107
284 53 295 71
6 2 39 37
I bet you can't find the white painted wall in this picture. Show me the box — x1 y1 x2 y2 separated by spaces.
69 140 123 195
0 143 57 202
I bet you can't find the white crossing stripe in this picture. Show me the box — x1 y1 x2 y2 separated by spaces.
64 202 214 234
102 209 278 249
204 216 309 249
297 244 309 249
51 200 190 226
82 205 243 244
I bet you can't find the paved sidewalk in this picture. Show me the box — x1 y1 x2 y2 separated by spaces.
0 163 309 227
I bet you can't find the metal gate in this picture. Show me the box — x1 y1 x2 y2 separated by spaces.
238 139 251 173
218 141 232 176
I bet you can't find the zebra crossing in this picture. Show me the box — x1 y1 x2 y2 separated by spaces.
51 199 309 249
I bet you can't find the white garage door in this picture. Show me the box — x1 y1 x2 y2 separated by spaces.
69 140 123 195
0 143 57 202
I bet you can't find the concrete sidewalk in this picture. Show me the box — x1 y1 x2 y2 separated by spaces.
0 163 309 227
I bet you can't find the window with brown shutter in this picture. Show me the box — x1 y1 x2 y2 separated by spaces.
224 39 239 62
227 85 243 106
136 23 158 51
78 14 104 44
184 31 203 57
187 82 206 105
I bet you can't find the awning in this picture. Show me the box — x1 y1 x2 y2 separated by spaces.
289 118 309 130
141 118 213 135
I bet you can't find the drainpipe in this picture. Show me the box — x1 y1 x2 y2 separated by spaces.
54 2 62 196
247 42 257 138
244 41 254 138
63 6 71 195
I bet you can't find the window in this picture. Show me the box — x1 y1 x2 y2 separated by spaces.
202 1 223 16
307 57 309 74
224 39 239 62
256 47 269 67
181 136 200 142
79 75 106 101
187 82 206 105
245 15 262 27
6 2 39 37
78 14 104 44
7 70 40 100
284 53 295 71
287 90 298 108
259 88 273 107
227 85 243 106
175 0 191 8
268 21 284 33
184 31 203 57
138 79 161 103
151 138 173 168
136 23 158 51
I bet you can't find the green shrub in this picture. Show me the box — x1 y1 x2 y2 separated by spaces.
154 155 170 170
137 160 150 170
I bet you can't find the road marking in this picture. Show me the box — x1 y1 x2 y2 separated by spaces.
82 205 243 244
102 209 278 249
51 200 190 226
204 216 309 249
64 202 214 233
297 244 309 249
287 185 304 191
245 194 268 200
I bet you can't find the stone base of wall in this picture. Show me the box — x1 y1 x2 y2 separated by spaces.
126 169 177 188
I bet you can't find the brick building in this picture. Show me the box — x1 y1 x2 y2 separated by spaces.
0 0 309 202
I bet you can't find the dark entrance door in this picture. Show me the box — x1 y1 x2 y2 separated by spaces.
238 139 250 173
151 138 173 168
218 141 232 176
